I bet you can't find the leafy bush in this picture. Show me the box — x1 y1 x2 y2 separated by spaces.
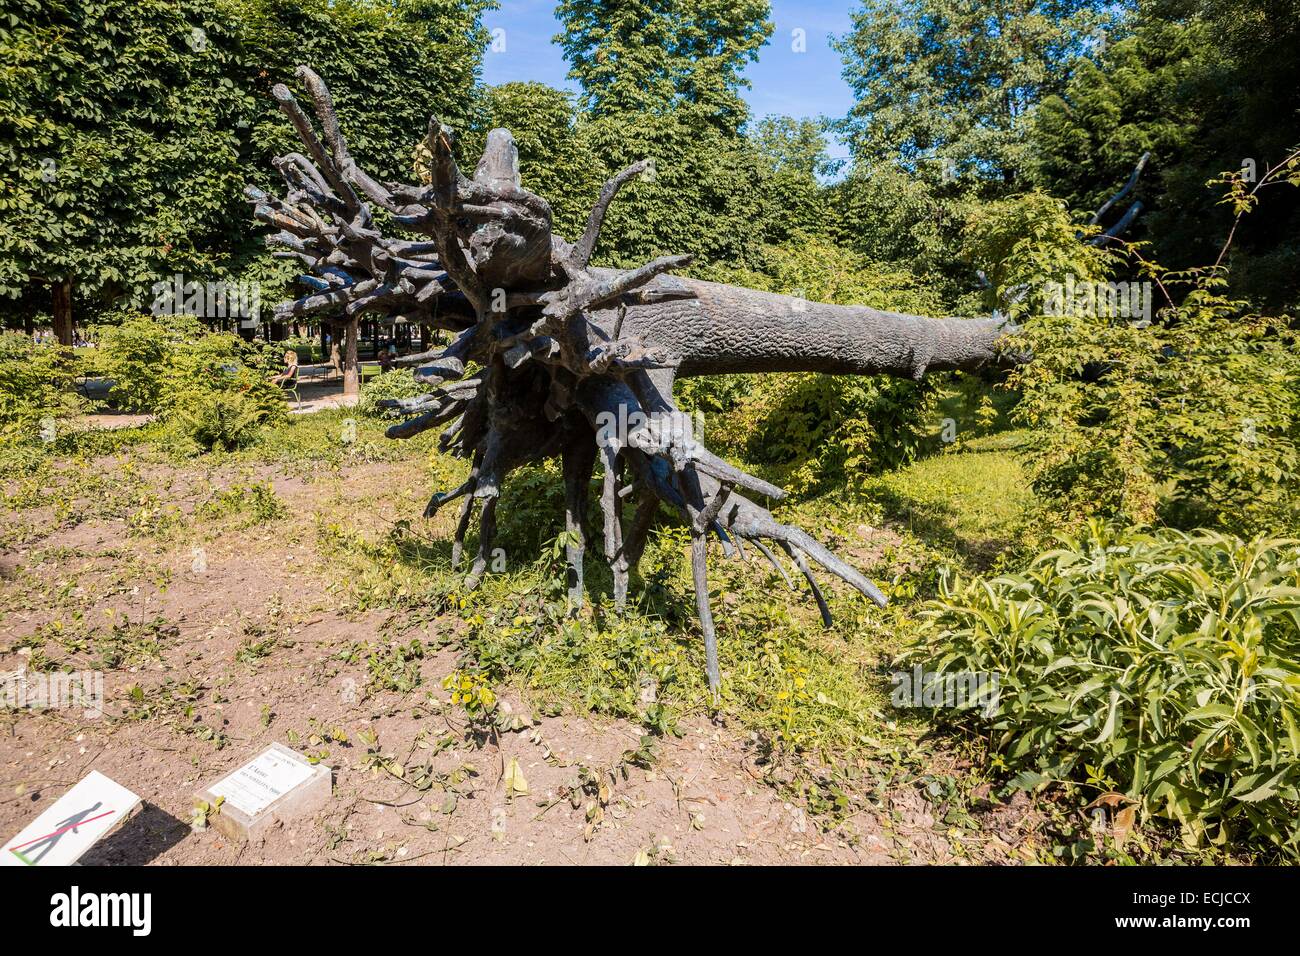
961 191 1116 319
695 232 945 315
165 391 269 453
358 368 426 417
913 523 1300 855
91 312 196 412
92 314 286 452
738 373 938 495
1011 285 1300 534
0 333 86 445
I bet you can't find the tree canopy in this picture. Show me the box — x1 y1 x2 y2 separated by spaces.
555 0 772 133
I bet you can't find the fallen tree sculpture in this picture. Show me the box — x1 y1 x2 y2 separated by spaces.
249 67 1013 691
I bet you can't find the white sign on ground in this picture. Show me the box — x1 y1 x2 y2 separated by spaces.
200 742 331 842
2 771 141 866
209 743 317 816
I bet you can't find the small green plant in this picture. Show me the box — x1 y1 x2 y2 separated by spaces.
191 795 224 830
165 387 283 454
197 482 288 524
357 368 427 417
234 635 277 666
366 639 425 695
443 668 497 719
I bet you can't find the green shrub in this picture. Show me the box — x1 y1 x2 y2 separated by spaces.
93 313 287 452
164 386 283 454
92 312 197 412
961 191 1117 319
358 368 426 417
1011 286 1300 535
913 522 1300 855
740 374 938 495
0 332 87 445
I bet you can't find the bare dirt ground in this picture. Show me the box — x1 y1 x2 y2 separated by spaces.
0 450 1043 865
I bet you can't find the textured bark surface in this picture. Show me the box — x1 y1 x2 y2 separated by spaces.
601 274 1007 379
247 68 1015 691
52 276 74 346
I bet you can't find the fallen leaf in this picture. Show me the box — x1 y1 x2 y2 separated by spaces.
504 757 529 798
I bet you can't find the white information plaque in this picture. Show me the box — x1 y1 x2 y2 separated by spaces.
209 745 317 817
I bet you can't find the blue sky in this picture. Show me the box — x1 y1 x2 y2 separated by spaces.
481 0 858 164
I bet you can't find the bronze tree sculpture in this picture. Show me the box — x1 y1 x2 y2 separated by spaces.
249 68 1012 691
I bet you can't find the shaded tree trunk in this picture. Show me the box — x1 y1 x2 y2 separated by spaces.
343 316 359 396
52 276 73 345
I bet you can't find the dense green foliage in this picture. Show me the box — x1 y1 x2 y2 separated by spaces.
1011 279 1300 535
92 314 286 451
832 0 1114 183
0 0 253 305
357 368 427 418
0 334 85 444
1029 0 1300 309
915 523 1300 855
0 0 494 324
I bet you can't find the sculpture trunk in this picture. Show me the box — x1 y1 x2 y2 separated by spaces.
612 277 1007 380
247 67 1019 693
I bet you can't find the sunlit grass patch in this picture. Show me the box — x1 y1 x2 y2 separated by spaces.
865 442 1034 566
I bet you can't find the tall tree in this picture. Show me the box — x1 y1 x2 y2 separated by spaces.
0 0 252 341
749 116 837 239
552 0 782 269
832 0 1116 184
1030 0 1300 308
0 0 496 337
555 0 772 135
476 82 604 241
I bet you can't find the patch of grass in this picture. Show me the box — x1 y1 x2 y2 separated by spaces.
241 408 435 471
314 485 923 770
120 678 229 749
864 443 1034 567
197 481 288 526
15 613 177 672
